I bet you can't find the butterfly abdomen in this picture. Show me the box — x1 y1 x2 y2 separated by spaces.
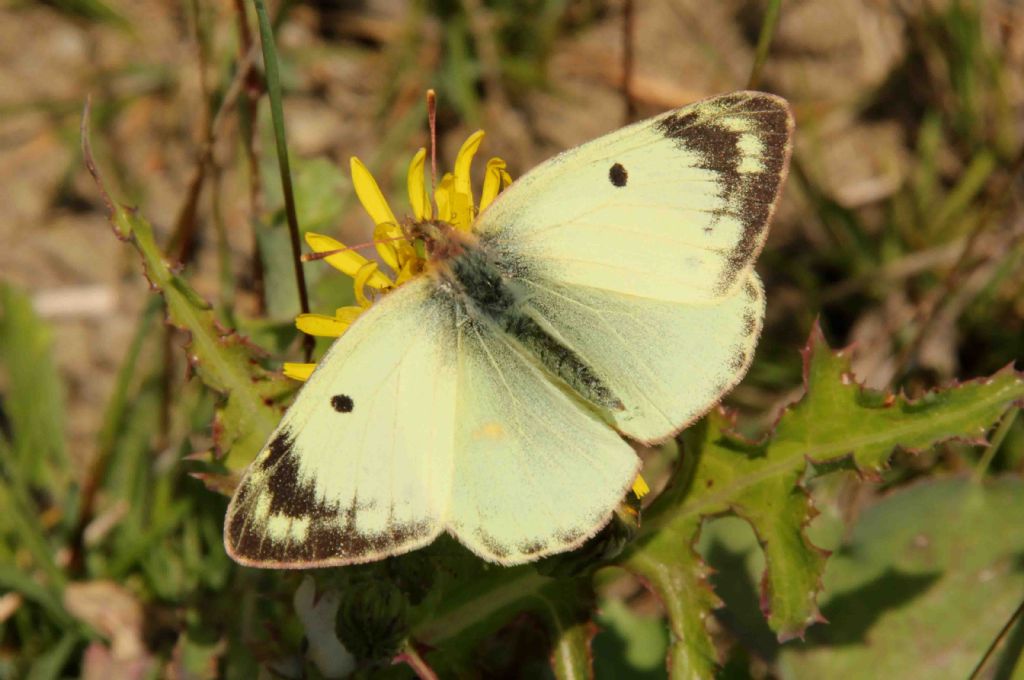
501 313 623 410
442 243 623 411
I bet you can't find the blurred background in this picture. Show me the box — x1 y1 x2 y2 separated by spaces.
0 0 1022 677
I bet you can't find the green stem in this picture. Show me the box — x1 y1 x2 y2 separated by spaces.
747 0 783 89
968 596 1024 679
972 406 1019 483
253 0 313 360
412 569 550 645
0 478 67 590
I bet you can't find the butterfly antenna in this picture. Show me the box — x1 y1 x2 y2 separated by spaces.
427 89 438 193
301 235 407 262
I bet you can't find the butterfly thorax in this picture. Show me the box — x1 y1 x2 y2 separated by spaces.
420 229 624 412
406 219 474 262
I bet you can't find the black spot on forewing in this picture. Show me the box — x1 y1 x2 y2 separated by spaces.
331 394 354 413
655 92 793 291
609 163 628 187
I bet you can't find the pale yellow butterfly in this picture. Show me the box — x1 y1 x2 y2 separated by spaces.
224 91 794 567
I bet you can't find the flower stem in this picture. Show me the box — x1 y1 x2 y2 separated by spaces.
395 641 439 680
253 0 314 360
747 0 783 90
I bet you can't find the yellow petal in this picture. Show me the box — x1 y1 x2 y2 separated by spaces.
395 239 419 269
407 148 432 221
372 222 402 271
304 232 393 289
283 362 316 381
354 261 381 308
479 157 509 213
434 173 454 223
296 313 349 338
394 257 421 285
632 474 650 498
350 157 399 229
451 190 473 232
334 306 364 324
452 130 485 221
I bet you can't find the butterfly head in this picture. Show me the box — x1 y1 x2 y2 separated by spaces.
405 219 474 263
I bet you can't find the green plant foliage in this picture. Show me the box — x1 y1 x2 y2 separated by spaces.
41 0 130 28
593 596 669 679
779 476 1024 679
0 284 70 491
619 323 1024 674
258 156 354 322
82 152 291 476
6 1 1024 678
74 139 1024 676
0 285 74 611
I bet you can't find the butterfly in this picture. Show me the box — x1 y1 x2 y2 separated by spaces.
224 91 794 567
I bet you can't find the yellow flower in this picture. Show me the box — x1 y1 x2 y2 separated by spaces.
283 131 512 382
632 475 650 499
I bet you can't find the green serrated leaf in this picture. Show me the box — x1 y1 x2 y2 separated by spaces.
83 123 290 476
620 322 1024 674
777 324 1023 474
622 514 721 679
778 476 1024 679
136 214 289 472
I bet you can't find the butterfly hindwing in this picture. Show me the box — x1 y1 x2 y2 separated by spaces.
519 271 764 443
448 314 639 564
224 278 458 567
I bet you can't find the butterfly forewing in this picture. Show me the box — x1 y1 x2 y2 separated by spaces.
470 91 791 443
224 278 458 568
477 91 793 304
